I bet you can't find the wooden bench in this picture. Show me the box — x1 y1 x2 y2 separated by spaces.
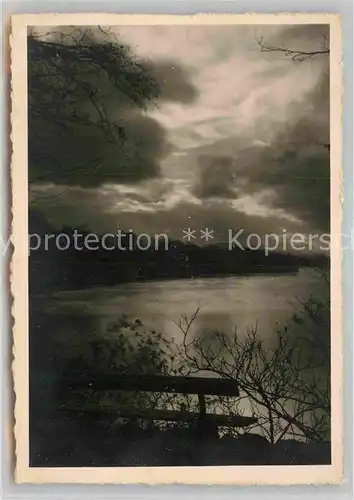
57 373 257 430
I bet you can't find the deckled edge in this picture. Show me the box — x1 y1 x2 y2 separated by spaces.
9 15 17 483
10 14 18 483
10 14 29 484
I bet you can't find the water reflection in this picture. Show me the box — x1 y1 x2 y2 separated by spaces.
40 269 323 343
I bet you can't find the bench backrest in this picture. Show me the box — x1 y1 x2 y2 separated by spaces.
59 373 240 397
58 373 259 429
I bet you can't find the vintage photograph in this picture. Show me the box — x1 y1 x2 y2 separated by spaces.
11 14 343 484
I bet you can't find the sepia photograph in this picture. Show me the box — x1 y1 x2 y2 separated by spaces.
11 13 343 484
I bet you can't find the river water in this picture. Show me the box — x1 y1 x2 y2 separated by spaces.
40 268 326 345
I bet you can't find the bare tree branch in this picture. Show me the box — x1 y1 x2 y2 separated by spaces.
257 36 330 63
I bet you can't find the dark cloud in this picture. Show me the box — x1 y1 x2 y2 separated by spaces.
279 24 329 47
195 141 330 233
30 186 111 231
245 71 330 231
194 156 238 199
28 29 198 188
34 187 297 245
246 141 330 232
29 113 171 186
143 61 198 104
188 62 330 232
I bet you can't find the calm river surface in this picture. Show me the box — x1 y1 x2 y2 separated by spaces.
41 268 325 344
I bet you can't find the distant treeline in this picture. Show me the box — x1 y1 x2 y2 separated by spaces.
29 210 328 293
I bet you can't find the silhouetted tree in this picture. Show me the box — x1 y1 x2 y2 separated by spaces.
28 26 160 188
175 271 330 444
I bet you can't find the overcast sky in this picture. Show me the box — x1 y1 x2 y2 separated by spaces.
31 23 330 243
